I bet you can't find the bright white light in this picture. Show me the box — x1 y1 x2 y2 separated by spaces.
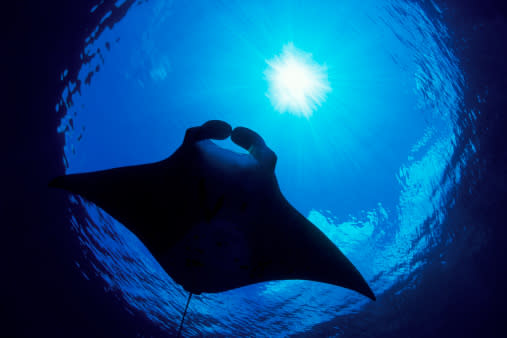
265 43 331 118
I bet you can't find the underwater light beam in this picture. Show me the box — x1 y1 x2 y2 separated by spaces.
265 43 331 118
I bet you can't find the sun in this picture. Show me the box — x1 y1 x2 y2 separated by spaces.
265 43 331 118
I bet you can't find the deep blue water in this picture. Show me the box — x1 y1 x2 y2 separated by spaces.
32 0 500 336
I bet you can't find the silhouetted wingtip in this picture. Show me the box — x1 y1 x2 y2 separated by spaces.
353 280 376 301
364 288 376 301
48 176 64 188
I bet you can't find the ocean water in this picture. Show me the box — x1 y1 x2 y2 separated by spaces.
53 0 491 336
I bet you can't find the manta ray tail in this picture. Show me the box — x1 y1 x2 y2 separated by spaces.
177 292 193 338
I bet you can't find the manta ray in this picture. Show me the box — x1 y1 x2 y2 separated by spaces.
50 120 375 333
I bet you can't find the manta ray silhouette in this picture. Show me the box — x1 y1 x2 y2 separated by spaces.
50 120 375 307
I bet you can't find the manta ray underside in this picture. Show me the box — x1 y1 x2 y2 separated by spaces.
50 120 375 302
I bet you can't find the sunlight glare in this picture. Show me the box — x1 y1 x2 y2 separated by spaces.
265 43 331 118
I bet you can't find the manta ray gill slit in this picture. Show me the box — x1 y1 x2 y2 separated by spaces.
264 42 331 118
